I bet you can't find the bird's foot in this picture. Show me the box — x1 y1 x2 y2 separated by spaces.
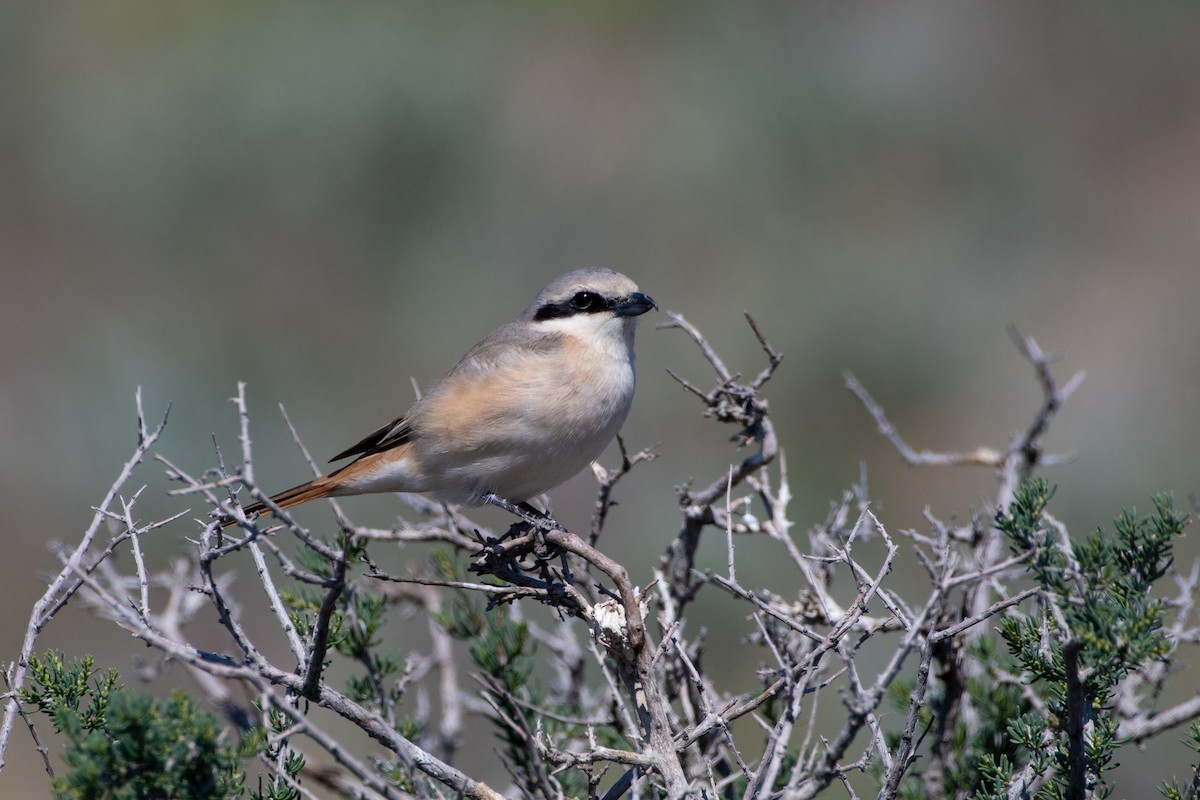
477 492 574 579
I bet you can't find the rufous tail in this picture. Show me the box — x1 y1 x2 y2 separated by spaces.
220 477 335 528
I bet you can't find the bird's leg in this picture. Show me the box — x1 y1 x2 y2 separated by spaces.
479 492 565 533
476 493 536 542
518 501 553 522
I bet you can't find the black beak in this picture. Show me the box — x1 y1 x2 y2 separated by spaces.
614 291 658 318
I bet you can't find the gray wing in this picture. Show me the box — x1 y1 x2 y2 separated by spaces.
328 321 562 462
436 321 564 379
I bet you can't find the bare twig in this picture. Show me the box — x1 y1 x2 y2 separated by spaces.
0 388 168 773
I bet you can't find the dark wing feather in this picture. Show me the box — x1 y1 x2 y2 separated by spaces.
329 416 414 462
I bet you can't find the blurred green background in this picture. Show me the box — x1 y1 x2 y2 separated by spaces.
4 3 1200 795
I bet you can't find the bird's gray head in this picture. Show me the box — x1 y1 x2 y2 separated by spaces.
524 268 657 324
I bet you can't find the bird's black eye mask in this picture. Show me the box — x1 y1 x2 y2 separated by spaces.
534 290 613 320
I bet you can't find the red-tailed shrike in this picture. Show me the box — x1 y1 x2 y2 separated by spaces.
224 268 655 526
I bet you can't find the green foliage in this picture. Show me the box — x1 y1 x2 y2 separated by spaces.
378 759 418 794
431 549 535 691
1159 724 1200 799
973 479 1186 799
247 701 304 800
21 655 250 800
882 481 1190 799
21 651 119 738
997 483 1177 703
883 636 1032 798
280 532 420 793
434 561 544 786
283 531 357 647
283 531 409 715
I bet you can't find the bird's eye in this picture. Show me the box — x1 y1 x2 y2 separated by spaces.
570 291 603 312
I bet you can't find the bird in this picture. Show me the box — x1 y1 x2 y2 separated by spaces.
222 268 656 527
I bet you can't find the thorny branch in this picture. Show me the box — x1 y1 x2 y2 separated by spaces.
0 388 168 773
5 321 1198 800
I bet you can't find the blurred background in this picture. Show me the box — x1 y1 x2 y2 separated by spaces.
4 3 1200 795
